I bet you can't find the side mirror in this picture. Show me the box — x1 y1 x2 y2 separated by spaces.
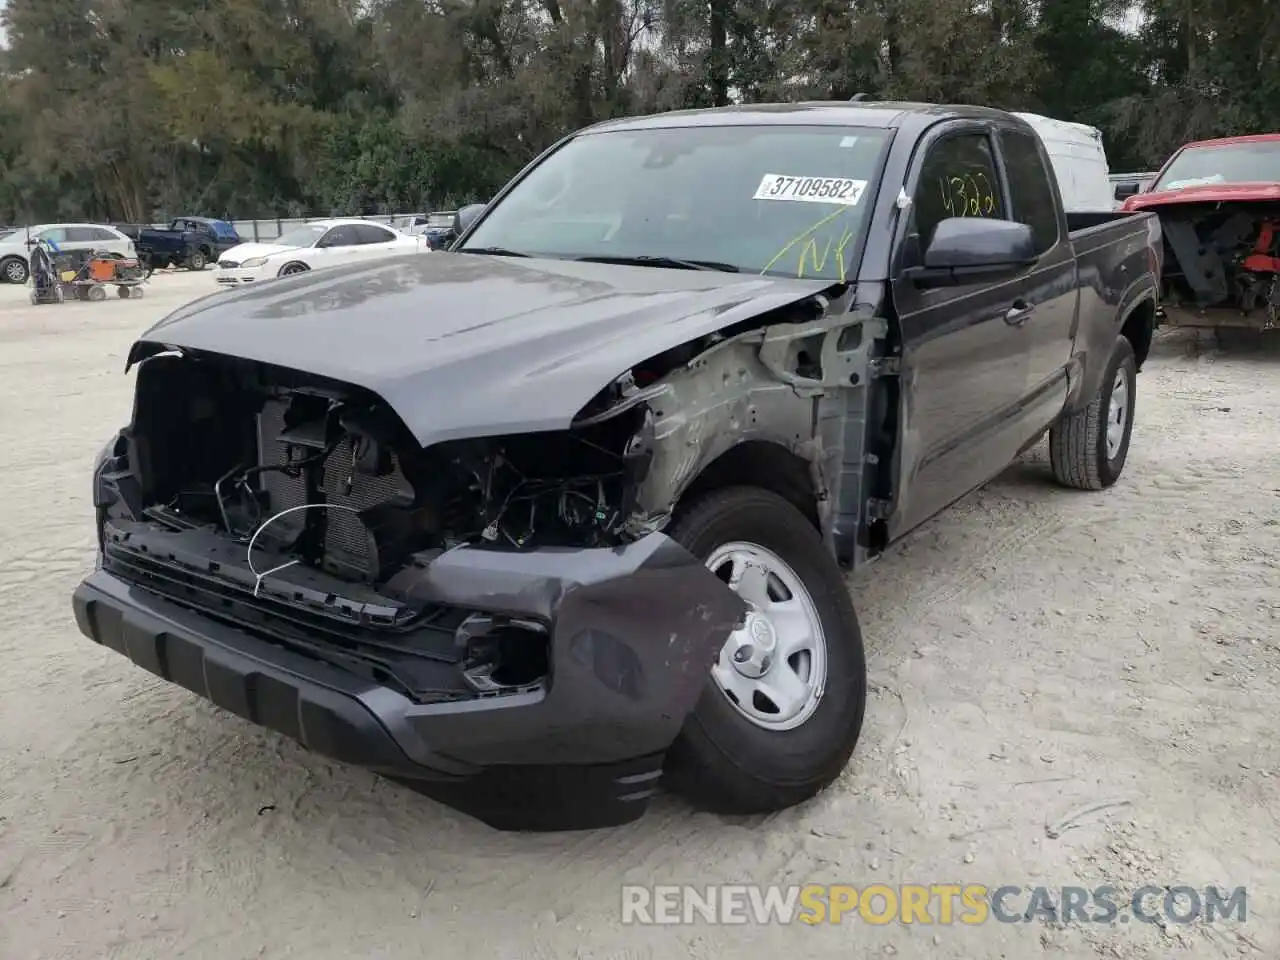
912 217 1037 286
453 203 486 238
1114 182 1141 201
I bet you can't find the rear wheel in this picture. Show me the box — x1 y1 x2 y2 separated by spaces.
664 487 866 814
1049 336 1137 490
187 249 207 271
2 256 28 284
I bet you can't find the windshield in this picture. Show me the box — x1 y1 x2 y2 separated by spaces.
272 224 328 247
1154 141 1280 190
460 124 892 281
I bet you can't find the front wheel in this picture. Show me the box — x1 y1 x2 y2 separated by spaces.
2 256 28 284
1049 336 1137 490
278 262 309 277
187 250 207 270
664 487 867 814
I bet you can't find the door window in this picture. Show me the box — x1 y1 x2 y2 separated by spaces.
92 227 121 241
354 224 396 244
65 227 101 242
1000 130 1060 254
36 227 69 243
318 225 361 247
912 133 1006 250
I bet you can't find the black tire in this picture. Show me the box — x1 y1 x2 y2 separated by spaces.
1049 335 1136 490
663 487 867 814
187 249 207 271
278 262 309 277
2 256 28 284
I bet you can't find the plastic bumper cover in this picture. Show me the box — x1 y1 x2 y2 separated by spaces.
72 532 747 830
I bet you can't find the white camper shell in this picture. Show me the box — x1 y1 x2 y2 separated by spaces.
1014 112 1115 212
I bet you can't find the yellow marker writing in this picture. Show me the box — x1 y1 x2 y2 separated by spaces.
762 206 855 279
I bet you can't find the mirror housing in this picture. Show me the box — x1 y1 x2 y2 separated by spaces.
1114 182 1141 201
910 217 1037 286
453 203 486 239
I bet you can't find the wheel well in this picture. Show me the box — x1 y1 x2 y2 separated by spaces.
1122 298 1155 370
677 441 821 532
278 261 310 276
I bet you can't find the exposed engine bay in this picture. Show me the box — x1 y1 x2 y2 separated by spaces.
1158 203 1280 329
97 286 887 703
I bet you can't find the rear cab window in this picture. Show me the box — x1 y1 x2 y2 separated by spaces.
998 128 1061 254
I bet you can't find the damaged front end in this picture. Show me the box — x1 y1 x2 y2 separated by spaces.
1156 202 1280 330
78 281 884 828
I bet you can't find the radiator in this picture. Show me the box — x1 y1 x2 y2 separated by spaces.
255 400 413 578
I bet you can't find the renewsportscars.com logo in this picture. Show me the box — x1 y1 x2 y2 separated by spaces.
621 884 1248 926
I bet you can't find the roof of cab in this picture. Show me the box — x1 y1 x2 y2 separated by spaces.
582 100 1029 135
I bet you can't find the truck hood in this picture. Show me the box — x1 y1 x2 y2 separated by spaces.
1123 181 1280 210
130 252 833 447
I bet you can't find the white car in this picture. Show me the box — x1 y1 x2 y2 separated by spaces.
214 218 429 286
0 223 136 284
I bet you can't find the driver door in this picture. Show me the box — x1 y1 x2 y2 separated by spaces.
313 224 363 265
888 123 1036 538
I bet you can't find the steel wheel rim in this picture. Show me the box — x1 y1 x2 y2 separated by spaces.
1106 369 1128 460
705 541 828 732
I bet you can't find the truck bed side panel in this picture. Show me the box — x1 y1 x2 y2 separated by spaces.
1064 211 1160 412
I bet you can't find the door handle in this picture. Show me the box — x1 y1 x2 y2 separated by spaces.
1004 300 1035 327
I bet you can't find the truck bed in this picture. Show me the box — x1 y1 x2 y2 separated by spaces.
1066 210 1152 235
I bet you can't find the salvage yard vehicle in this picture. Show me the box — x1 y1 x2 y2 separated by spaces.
74 102 1160 832
135 217 242 271
1122 133 1280 331
0 223 136 284
1111 171 1158 205
213 218 428 286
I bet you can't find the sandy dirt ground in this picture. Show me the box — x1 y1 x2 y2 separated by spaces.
0 269 1276 960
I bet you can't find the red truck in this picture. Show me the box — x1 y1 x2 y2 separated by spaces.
1123 133 1280 332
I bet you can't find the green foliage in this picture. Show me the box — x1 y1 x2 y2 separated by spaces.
0 0 1270 222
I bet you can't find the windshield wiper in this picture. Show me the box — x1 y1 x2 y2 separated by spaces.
457 246 531 258
574 254 740 273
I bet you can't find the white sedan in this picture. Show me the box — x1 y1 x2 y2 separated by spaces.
214 218 428 286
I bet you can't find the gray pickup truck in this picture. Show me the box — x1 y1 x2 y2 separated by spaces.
75 101 1161 831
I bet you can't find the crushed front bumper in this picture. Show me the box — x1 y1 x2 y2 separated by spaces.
72 532 747 831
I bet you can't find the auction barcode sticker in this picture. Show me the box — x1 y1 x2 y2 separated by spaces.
753 174 867 206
